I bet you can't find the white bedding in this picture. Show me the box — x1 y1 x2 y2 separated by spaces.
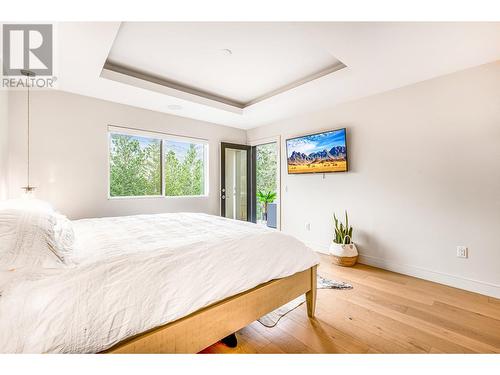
0 213 319 353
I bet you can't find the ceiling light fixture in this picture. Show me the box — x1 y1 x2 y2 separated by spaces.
221 48 232 55
20 69 36 196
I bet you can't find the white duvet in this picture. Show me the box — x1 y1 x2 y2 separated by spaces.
0 213 318 353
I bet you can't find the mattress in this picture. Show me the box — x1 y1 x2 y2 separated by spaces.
0 212 319 353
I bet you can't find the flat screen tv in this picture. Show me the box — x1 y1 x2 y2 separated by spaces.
286 128 348 174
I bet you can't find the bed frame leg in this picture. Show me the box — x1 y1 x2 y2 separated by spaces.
221 333 238 348
306 265 317 318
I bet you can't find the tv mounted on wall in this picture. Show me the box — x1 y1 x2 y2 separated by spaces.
286 128 348 174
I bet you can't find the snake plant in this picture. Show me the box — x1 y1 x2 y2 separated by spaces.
333 211 353 244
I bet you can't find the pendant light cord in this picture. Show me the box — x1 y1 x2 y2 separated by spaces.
27 76 30 187
20 69 35 193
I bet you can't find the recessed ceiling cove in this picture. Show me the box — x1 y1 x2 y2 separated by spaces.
103 22 346 110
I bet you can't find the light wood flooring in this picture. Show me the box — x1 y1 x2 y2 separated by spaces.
201 254 500 354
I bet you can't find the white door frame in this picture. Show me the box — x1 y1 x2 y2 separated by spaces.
249 135 282 231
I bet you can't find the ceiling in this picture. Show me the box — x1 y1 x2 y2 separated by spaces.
54 22 500 129
106 23 346 108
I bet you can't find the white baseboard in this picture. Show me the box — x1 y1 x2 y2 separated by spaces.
306 242 500 299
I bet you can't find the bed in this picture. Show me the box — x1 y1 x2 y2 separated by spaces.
0 208 319 353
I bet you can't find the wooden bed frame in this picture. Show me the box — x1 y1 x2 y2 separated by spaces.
103 265 317 353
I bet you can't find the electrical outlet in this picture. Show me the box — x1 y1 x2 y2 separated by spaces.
456 246 468 258
305 223 311 231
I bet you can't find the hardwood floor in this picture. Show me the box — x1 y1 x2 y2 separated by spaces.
201 254 500 354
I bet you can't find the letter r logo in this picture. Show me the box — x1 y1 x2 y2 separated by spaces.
2 24 53 76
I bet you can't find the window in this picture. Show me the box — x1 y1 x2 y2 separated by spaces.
164 140 205 196
109 133 161 197
108 127 208 198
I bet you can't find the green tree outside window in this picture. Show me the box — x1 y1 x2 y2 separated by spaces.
109 133 205 198
256 143 277 220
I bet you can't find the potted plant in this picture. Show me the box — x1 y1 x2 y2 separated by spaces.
329 211 358 266
257 191 277 222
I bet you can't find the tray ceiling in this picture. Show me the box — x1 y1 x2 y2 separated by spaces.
105 22 346 109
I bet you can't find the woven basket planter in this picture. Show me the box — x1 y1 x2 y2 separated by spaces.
329 241 358 267
331 254 358 267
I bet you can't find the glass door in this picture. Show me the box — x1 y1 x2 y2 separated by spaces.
254 141 279 229
220 143 254 221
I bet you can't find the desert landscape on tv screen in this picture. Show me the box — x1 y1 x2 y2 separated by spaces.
286 129 347 174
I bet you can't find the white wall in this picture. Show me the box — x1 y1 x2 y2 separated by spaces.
7 90 246 219
0 90 8 200
248 61 500 298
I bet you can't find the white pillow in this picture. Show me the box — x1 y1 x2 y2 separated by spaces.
0 199 68 269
